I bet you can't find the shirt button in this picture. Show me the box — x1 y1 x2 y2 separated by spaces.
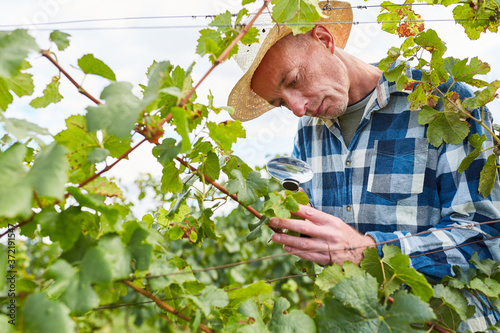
346 160 351 167
346 206 352 212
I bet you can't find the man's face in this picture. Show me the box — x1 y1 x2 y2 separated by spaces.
251 28 350 119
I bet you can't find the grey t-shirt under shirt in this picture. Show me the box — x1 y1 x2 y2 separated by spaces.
338 89 375 147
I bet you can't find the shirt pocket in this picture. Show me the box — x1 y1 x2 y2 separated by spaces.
367 138 428 202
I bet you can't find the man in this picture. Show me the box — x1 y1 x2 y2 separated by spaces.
228 1 500 331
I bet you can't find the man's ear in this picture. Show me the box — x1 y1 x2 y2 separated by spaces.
312 25 335 53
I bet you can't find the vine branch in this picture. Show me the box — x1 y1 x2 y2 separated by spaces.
41 49 102 105
121 280 214 333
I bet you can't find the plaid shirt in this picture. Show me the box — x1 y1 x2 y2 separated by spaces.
292 66 500 329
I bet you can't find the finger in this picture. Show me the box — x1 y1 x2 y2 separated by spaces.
292 204 340 225
271 232 329 252
278 241 332 266
270 217 324 238
286 249 331 266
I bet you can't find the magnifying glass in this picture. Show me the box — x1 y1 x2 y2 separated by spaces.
266 157 313 192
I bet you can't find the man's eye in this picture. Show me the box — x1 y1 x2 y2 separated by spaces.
290 75 298 86
279 99 286 107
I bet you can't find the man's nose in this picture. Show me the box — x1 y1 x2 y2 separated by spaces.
284 91 308 117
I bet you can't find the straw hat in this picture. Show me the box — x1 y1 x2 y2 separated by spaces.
228 1 353 121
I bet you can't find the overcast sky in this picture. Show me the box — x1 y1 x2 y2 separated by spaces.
2 0 499 191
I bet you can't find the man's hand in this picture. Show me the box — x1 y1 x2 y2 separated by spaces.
269 204 376 266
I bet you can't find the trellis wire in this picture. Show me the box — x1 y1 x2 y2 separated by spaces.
0 2 452 29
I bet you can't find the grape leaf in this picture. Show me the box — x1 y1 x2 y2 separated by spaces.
30 76 63 108
272 0 324 35
86 82 141 139
80 246 113 284
432 284 470 322
55 115 131 183
361 245 433 302
187 285 229 317
0 142 69 218
87 147 110 164
152 138 182 166
263 192 292 219
222 155 253 178
452 3 497 40
379 47 401 71
227 280 272 305
3 65 33 97
207 120 246 152
246 216 269 241
469 252 500 277
199 208 218 240
0 30 38 78
227 169 268 206
458 133 487 173
0 70 34 111
237 299 268 332
196 28 221 56
49 30 71 51
44 259 76 298
316 275 435 333
479 154 498 198
161 161 183 194
48 207 92 251
408 83 429 111
240 26 259 45
283 191 308 212
147 257 196 291
199 150 220 180
60 277 100 315
141 60 173 111
28 141 69 200
125 223 153 271
66 186 120 226
170 106 191 152
315 264 346 293
45 259 99 315
268 297 316 333
414 29 446 61
377 11 401 34
0 144 32 218
463 80 500 110
443 57 489 87
1 115 50 146
78 54 116 81
470 277 500 298
197 10 247 63
23 293 76 333
0 30 37 110
418 106 470 147
82 176 123 198
80 234 131 284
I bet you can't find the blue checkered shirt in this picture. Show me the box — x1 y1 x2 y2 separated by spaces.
292 66 500 330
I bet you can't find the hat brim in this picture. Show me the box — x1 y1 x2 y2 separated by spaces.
228 1 353 121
